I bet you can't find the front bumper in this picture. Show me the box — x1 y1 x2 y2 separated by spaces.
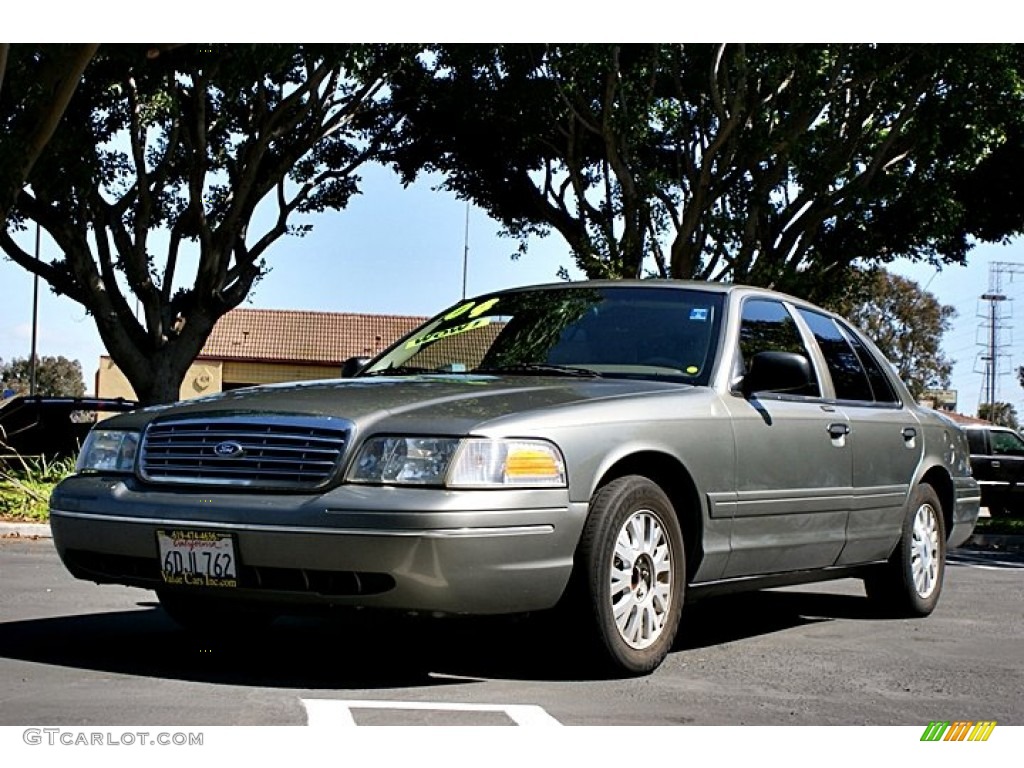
49 476 586 615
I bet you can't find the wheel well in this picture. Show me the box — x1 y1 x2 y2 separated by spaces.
920 466 955 541
594 452 703 581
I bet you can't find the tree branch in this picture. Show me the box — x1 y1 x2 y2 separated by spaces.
0 44 8 98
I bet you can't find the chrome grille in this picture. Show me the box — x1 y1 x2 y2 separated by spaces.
139 416 350 489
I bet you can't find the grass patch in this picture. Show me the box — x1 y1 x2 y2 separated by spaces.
974 515 1024 536
0 454 76 523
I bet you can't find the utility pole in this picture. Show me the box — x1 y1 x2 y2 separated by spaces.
977 261 1024 415
981 292 1006 409
29 222 40 396
461 202 470 300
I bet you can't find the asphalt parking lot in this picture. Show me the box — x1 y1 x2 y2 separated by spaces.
0 534 1021 727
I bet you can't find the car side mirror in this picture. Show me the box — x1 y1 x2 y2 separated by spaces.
742 351 812 397
341 356 370 378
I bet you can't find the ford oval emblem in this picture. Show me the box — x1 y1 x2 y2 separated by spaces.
213 441 245 459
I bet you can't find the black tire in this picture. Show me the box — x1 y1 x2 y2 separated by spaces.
986 503 1012 519
574 475 685 675
864 482 946 616
157 590 274 635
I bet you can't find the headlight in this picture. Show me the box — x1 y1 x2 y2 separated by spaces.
347 436 566 488
348 437 461 485
76 430 140 473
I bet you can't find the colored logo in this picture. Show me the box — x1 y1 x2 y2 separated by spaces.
920 721 997 742
213 441 245 459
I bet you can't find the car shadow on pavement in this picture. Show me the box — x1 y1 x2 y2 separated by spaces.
676 588 892 651
947 548 1024 568
0 586 890 685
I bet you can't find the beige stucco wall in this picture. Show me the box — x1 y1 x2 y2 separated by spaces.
221 360 340 387
96 357 338 402
97 356 224 402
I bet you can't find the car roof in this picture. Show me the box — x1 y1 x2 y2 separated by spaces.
488 279 810 304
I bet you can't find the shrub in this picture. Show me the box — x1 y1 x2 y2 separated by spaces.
0 451 76 522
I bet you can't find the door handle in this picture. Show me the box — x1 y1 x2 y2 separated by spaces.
902 427 917 441
828 423 851 439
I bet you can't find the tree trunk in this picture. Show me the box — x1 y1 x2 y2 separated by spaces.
130 346 207 406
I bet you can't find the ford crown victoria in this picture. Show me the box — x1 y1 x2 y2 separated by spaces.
50 281 981 674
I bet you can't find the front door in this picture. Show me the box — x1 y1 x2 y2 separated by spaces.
721 299 852 578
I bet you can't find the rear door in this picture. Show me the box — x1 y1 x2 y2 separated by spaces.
794 309 923 564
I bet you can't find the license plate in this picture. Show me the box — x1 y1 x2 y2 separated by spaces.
156 529 238 588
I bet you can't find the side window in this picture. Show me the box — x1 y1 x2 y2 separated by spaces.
739 299 819 397
837 322 901 404
965 430 987 455
990 430 1024 456
796 309 874 402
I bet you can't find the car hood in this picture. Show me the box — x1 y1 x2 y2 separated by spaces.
106 375 692 435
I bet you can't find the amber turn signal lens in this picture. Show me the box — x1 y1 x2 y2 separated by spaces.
505 449 562 478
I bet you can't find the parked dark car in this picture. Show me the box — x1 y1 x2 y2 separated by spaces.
962 424 1024 518
50 281 980 674
0 395 138 462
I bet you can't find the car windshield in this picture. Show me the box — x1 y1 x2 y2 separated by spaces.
362 285 725 384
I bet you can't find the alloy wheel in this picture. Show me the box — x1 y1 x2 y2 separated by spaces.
910 502 941 599
610 509 674 650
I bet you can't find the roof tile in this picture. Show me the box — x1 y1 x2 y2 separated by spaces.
199 308 427 365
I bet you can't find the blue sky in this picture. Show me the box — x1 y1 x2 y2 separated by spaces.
3 160 1021 417
896 243 1024 417
0 164 584 384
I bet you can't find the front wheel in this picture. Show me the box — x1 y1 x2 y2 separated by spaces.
576 476 685 675
864 482 946 616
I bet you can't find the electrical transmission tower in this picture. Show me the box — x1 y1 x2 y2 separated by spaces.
977 262 1024 411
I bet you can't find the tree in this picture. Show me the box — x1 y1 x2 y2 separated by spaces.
0 44 100 226
978 402 1019 431
0 355 86 398
389 44 1024 302
835 269 955 399
1 44 407 404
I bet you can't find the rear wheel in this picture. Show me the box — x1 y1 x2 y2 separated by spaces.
986 502 1012 519
864 482 946 616
575 476 685 675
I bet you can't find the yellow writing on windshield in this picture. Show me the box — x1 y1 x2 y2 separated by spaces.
405 316 492 349
443 297 500 321
469 297 499 317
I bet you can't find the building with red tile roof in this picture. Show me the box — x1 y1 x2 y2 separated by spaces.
198 308 426 365
97 308 427 401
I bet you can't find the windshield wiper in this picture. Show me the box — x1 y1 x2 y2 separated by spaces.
474 363 603 378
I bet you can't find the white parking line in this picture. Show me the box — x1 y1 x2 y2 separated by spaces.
946 565 1019 573
301 698 562 726
949 561 1024 570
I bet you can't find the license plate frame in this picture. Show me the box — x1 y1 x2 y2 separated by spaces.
156 529 239 588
